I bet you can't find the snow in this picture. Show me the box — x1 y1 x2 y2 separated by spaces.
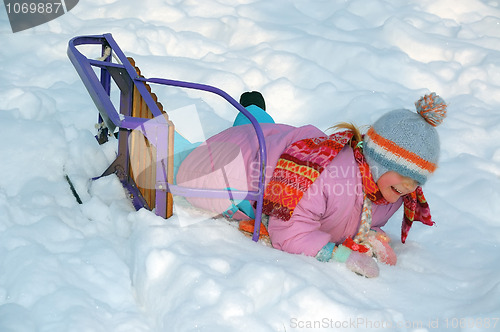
1 0 500 331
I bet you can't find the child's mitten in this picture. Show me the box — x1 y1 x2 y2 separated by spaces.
332 245 379 278
366 230 397 266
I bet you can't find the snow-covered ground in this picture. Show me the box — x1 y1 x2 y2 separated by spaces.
1 0 500 331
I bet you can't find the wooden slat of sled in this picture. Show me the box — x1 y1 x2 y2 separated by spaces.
128 57 174 218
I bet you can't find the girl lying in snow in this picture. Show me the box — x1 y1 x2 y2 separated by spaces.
176 91 446 278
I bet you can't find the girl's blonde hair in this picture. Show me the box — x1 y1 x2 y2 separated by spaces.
328 122 364 143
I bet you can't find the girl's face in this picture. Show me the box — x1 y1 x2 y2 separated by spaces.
377 171 418 203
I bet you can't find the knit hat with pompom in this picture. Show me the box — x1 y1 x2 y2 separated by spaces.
363 93 447 185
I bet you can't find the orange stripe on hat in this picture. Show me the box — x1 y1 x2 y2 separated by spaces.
366 127 437 173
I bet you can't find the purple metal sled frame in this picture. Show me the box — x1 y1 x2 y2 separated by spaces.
67 33 267 241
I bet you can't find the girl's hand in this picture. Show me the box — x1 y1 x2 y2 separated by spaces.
332 245 379 278
366 230 397 266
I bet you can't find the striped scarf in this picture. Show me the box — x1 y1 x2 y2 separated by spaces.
262 130 434 243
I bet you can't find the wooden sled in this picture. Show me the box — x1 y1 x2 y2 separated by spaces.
67 33 267 241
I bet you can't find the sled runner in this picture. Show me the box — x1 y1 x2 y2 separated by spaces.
67 33 267 241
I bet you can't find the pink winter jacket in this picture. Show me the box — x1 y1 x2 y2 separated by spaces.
176 123 402 257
